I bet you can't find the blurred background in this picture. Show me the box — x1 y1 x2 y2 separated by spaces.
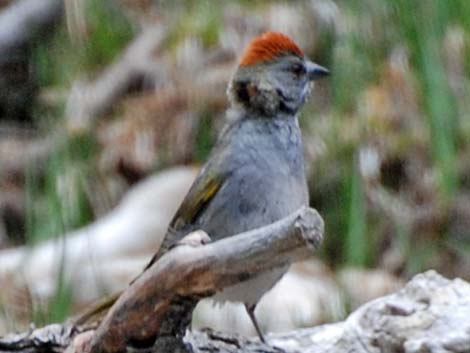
0 0 469 337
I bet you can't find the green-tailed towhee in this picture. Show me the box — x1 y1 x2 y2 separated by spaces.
149 31 329 342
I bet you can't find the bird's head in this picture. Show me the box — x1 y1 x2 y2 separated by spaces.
228 32 329 116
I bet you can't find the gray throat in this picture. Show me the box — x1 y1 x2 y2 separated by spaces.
222 107 304 161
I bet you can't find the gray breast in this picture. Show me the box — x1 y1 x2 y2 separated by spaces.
199 116 309 242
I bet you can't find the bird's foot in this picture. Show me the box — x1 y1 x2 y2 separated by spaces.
177 230 211 247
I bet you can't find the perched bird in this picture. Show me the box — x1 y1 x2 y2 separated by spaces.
145 31 329 341
77 31 329 343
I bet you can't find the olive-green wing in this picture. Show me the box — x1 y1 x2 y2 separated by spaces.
142 166 227 271
169 168 225 234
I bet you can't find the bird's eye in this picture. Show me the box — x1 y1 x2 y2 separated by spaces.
291 64 306 77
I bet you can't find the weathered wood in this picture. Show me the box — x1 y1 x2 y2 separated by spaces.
1 271 469 353
0 323 78 353
87 206 323 353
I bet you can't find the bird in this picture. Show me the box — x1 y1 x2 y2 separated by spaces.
146 31 329 341
76 31 329 343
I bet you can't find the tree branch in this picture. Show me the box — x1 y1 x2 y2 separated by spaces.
87 206 323 353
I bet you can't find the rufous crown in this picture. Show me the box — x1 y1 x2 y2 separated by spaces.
239 32 304 67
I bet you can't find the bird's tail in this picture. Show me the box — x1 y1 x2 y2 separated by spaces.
72 291 122 326
72 243 167 327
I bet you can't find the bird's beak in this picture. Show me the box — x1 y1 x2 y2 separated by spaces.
306 61 330 80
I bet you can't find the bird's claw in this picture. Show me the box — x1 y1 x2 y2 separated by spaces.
178 230 211 247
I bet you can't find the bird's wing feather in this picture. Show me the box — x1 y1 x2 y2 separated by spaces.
142 163 228 271
169 166 225 233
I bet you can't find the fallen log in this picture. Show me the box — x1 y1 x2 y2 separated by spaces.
1 270 469 353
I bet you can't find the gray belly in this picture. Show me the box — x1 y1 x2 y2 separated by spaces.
212 265 288 307
201 159 308 306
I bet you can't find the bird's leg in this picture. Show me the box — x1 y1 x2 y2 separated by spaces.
244 303 266 343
